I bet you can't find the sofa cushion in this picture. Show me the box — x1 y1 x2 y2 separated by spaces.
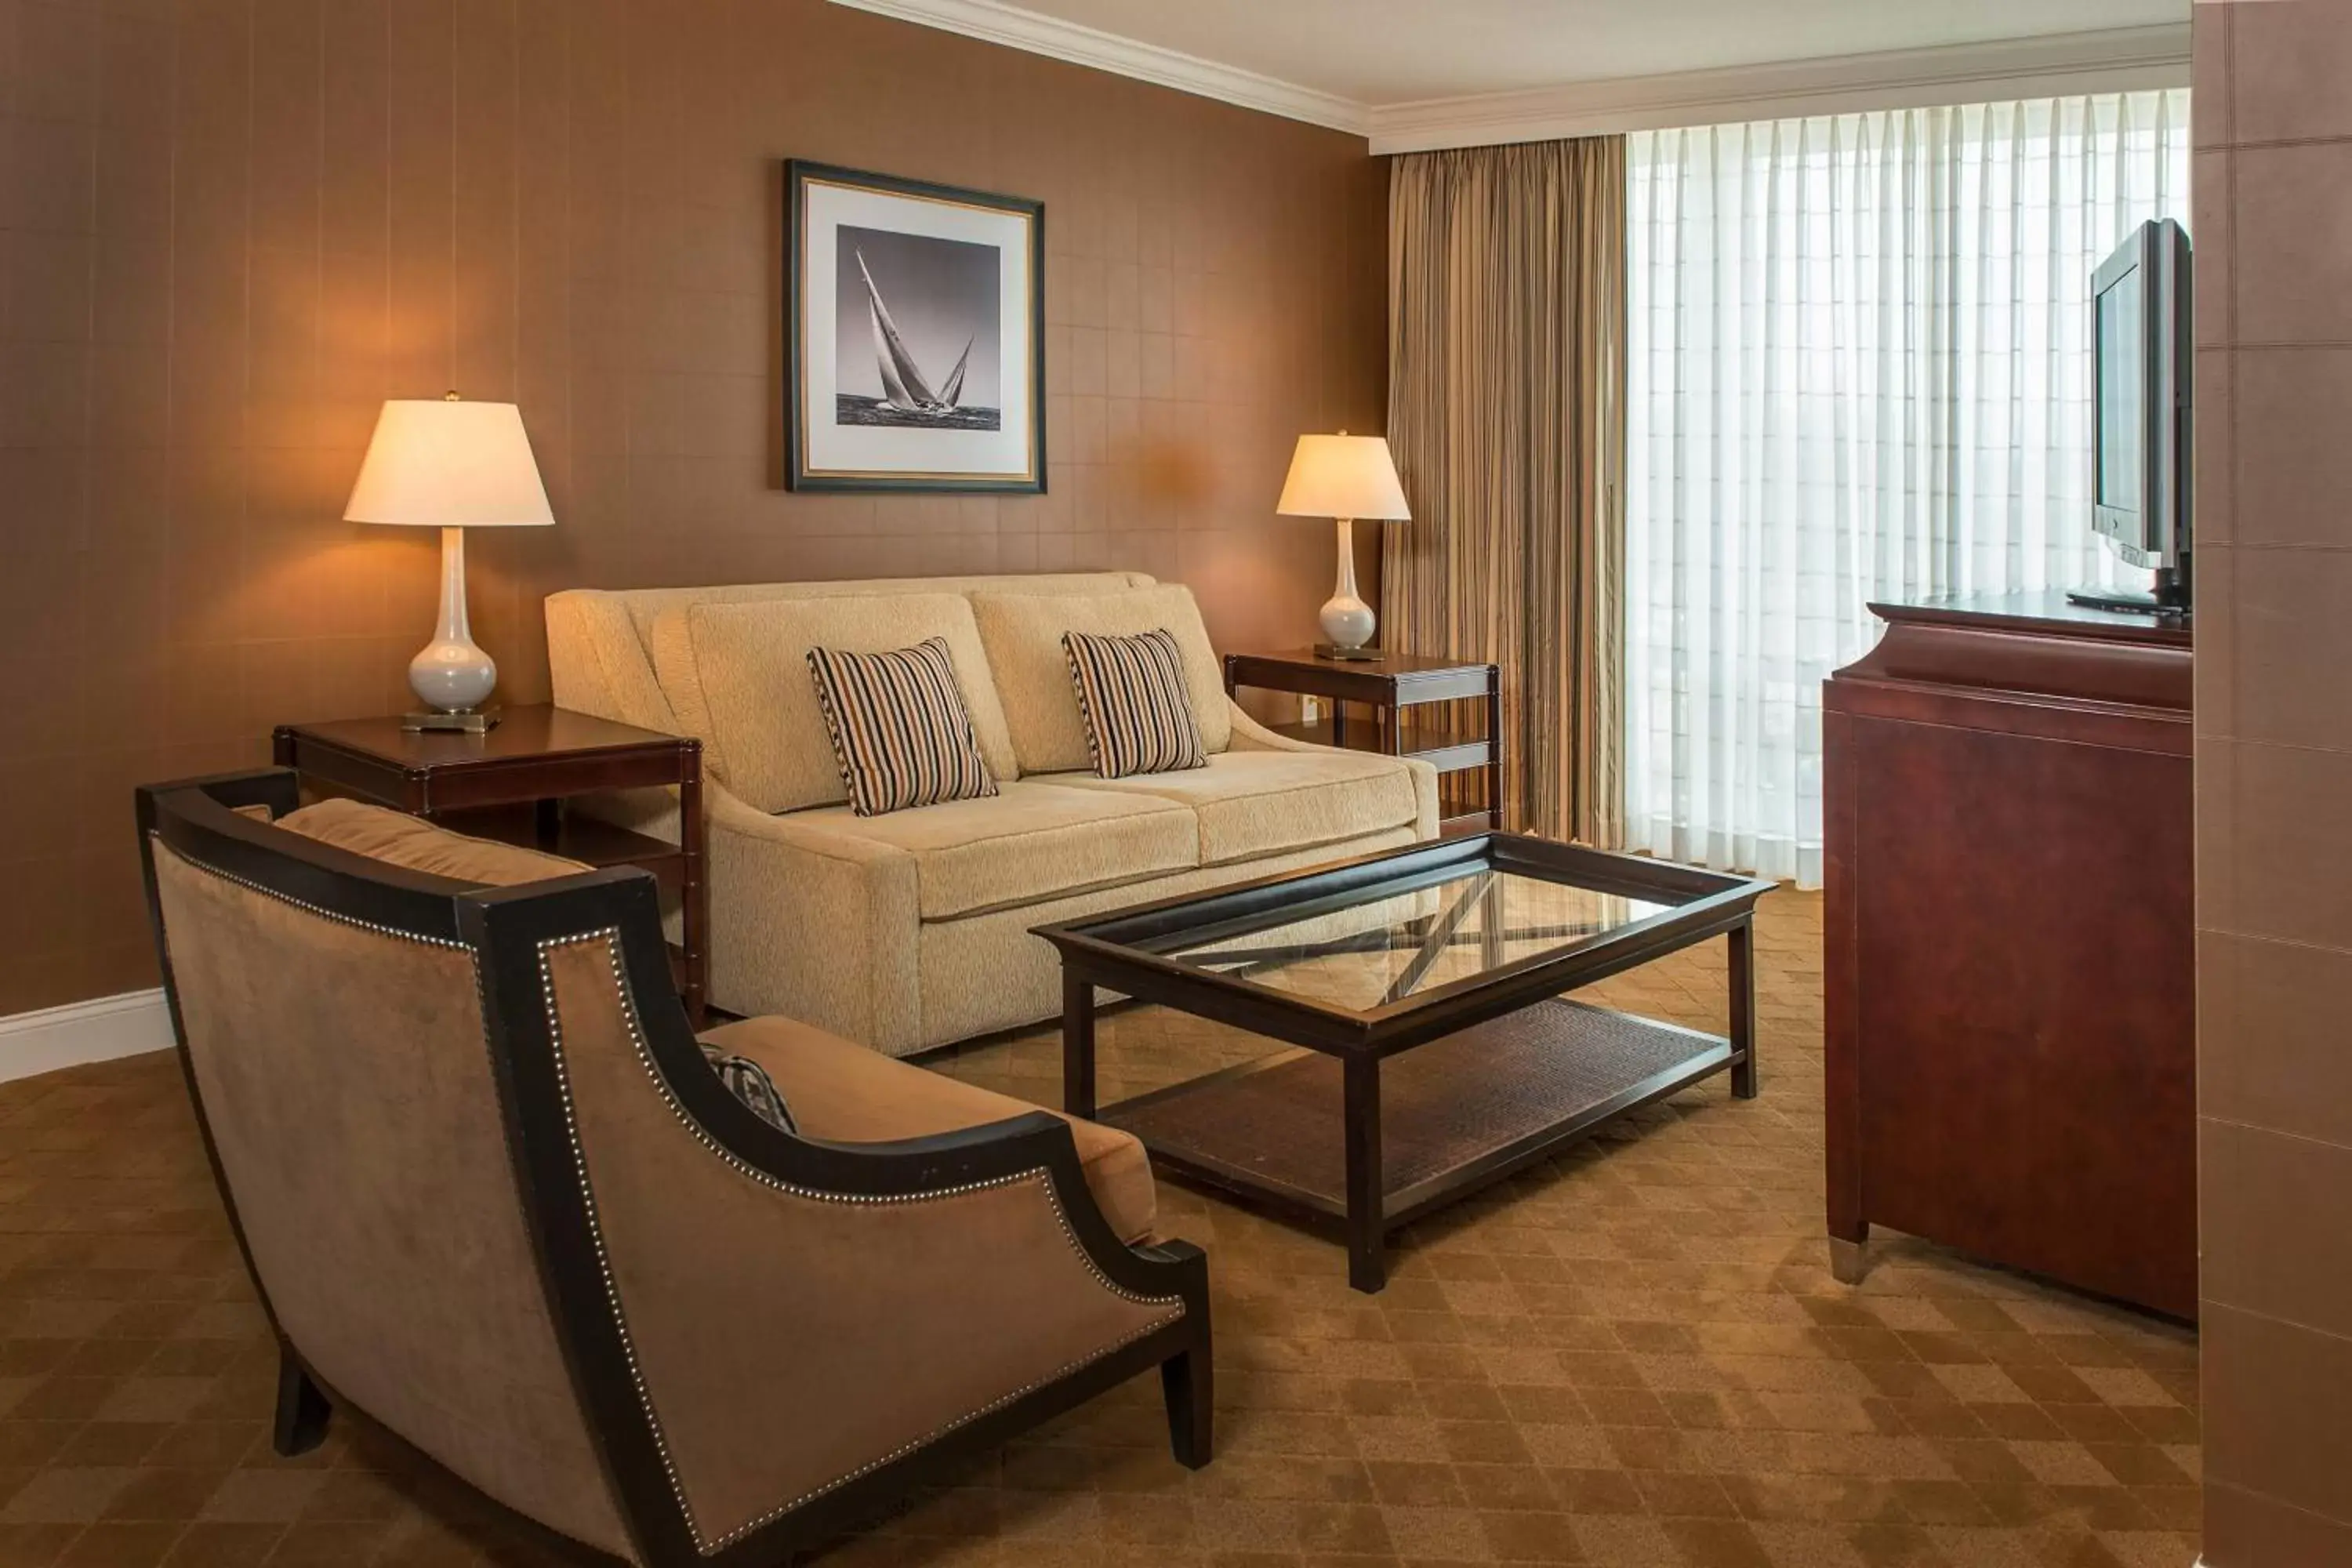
969 586 1230 774
699 1014 1157 1243
591 573 1158 657
789 781 1196 921
1045 748 1421 866
808 637 1001 817
650 593 1019 813
1062 627 1209 779
278 799 590 885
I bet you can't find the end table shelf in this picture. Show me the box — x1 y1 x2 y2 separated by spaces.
271 705 707 1025
1268 717 1494 777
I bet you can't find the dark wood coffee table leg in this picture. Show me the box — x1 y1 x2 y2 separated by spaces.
1063 970 1097 1119
1729 918 1758 1099
1344 1054 1385 1292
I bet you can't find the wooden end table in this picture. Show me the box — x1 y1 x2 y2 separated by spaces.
271 706 707 1026
1224 649 1502 835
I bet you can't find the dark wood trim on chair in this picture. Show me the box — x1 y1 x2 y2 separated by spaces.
135 769 1214 1567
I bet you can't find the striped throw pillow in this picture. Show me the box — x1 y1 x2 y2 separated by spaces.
806 637 1000 816
1062 627 1210 779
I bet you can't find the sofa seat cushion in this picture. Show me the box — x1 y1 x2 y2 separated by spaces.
790 781 1198 921
700 1015 1157 1243
278 799 590 886
1044 748 1421 866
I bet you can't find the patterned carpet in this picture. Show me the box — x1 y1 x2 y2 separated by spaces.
0 890 2201 1566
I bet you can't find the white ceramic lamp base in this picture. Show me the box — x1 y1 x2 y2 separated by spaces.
403 526 501 731
1315 516 1382 660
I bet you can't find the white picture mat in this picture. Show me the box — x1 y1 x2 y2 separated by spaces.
800 178 1036 480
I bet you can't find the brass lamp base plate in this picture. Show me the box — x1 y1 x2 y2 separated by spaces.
1312 643 1386 662
401 706 502 734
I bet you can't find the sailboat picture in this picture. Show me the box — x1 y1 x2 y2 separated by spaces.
833 227 1002 432
786 161 1045 494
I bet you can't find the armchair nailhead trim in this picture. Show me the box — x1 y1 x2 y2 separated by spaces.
157 837 496 1074
154 835 472 952
534 930 1183 1555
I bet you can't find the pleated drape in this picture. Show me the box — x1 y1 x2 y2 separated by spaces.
1383 139 1626 846
1622 93 2190 887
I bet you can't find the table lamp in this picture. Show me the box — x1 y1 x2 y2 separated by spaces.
1276 432 1410 659
345 394 554 731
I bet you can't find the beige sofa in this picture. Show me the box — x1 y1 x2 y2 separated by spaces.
546 572 1439 1057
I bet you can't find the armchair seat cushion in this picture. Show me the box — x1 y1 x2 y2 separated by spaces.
701 1015 1156 1243
1044 748 1423 866
789 780 1198 921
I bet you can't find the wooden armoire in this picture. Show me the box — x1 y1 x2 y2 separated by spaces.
1823 591 2196 1319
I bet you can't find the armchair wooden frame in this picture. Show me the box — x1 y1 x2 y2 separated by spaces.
134 767 1213 1567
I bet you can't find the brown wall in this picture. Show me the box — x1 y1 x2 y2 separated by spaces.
0 0 1387 1014
2193 2 2352 1559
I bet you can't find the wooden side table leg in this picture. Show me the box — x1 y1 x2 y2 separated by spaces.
1345 1054 1385 1293
1062 970 1097 1119
680 746 708 1030
1729 917 1758 1099
1485 669 1503 830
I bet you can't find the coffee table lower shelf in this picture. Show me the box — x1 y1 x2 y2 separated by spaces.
1099 998 1742 1290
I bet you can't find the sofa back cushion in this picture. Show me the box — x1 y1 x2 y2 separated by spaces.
970 586 1229 775
651 593 1018 813
545 573 1155 739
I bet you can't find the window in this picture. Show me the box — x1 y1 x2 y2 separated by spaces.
1623 92 2190 885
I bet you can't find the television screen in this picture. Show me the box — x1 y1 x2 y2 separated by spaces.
2096 265 2144 517
2074 217 2190 612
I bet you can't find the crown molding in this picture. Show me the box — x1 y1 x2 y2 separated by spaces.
826 5 2190 155
1367 24 2193 153
826 0 1370 136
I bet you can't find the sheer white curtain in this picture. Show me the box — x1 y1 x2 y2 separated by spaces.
1623 92 2190 887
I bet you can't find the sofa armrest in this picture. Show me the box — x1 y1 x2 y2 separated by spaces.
702 787 924 1051
1225 702 1443 840
531 933 1203 1556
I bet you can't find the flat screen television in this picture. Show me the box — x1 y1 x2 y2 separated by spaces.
2070 217 2194 615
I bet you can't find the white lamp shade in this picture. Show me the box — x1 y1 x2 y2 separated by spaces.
1276 434 1410 521
344 399 555 528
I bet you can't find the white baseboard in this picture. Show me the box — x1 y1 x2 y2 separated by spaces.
0 989 175 1083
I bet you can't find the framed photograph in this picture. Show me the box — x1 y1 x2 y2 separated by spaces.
784 160 1045 493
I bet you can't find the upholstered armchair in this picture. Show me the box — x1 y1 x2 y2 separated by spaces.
134 768 1211 1566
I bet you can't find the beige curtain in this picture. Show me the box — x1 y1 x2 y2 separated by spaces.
1383 139 1624 845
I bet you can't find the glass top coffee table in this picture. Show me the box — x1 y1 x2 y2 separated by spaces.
1034 833 1773 1291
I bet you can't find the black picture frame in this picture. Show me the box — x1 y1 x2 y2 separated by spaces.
782 159 1047 494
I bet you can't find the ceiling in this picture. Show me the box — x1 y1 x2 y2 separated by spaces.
838 0 2193 149
995 0 2187 107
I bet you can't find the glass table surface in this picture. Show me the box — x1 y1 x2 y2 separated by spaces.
1149 864 1671 1014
